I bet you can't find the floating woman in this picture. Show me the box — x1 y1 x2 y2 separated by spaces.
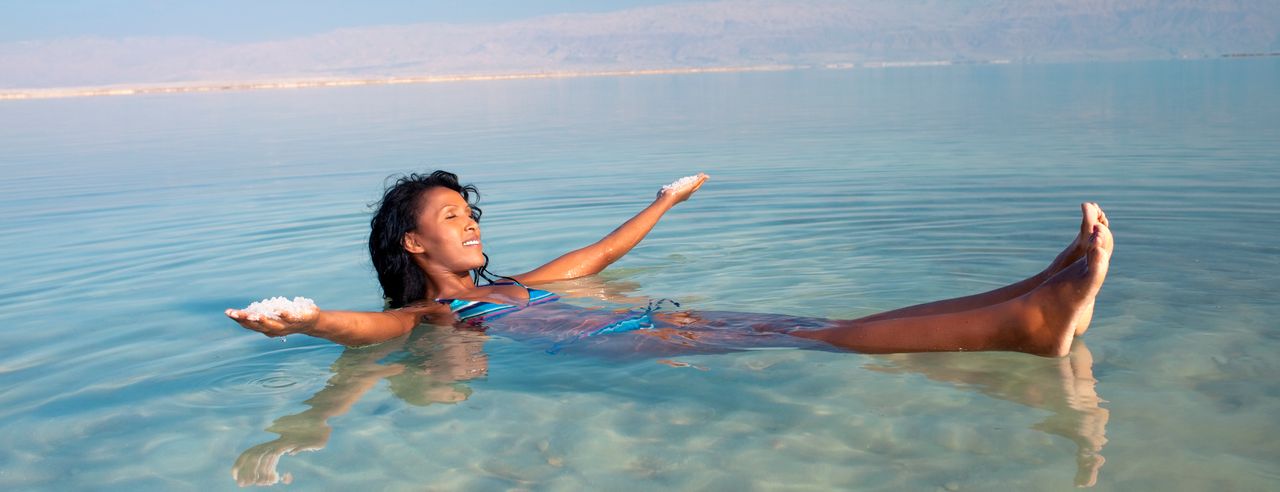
226 171 1112 357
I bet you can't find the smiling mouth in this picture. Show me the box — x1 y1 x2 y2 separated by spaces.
463 240 481 246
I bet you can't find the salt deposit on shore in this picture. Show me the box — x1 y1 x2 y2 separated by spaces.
0 66 796 101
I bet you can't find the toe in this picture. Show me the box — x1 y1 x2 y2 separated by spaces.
1089 224 1114 260
1084 202 1102 222
1079 203 1101 235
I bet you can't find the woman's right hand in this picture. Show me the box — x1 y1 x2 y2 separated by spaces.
225 304 320 338
656 172 709 205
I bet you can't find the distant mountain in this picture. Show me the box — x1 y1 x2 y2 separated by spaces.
2 0 1277 89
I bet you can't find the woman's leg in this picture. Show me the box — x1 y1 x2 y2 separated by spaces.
794 222 1113 357
854 203 1108 326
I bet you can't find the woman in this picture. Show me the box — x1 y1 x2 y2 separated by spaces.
226 171 1112 357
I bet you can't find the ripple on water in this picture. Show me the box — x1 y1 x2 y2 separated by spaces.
171 349 332 411
2 60 1279 490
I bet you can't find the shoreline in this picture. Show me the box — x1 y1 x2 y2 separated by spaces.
5 55 1262 101
0 65 799 101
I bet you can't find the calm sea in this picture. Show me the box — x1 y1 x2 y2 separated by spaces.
1 59 1277 490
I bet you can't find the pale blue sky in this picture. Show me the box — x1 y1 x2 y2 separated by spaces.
0 0 704 42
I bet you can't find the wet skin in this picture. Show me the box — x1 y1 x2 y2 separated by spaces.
228 188 1116 485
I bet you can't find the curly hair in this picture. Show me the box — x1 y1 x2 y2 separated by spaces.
368 170 503 308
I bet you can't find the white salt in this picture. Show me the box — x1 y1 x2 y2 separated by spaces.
662 174 701 192
241 296 317 320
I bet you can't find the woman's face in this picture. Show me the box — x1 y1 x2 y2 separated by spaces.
405 187 485 273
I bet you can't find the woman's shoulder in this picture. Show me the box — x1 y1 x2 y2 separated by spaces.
389 300 467 326
444 282 535 304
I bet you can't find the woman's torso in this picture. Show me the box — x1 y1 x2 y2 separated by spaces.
439 283 837 356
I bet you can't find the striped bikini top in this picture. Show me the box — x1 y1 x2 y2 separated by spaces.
436 282 559 321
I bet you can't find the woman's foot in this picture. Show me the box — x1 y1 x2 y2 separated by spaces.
1022 223 1113 357
1046 202 1109 276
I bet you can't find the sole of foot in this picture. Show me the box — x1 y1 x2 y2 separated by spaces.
1025 223 1112 357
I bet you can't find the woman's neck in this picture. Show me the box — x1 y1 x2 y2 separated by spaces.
422 267 477 301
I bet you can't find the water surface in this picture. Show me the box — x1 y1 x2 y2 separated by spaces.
1 59 1278 490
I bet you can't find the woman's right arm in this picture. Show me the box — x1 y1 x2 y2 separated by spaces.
226 306 428 346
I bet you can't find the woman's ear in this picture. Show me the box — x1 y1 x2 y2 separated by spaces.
403 233 426 254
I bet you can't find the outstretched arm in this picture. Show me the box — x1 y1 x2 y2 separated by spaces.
226 305 436 346
513 173 708 285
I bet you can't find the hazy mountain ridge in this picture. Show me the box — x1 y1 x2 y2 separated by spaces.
2 0 1276 89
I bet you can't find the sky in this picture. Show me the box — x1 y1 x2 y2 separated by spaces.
3 0 1276 90
0 0 705 43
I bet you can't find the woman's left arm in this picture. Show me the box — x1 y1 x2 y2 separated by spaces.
513 173 707 285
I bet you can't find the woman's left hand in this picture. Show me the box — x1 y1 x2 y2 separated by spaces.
657 173 709 205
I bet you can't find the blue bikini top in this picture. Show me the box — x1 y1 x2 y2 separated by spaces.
436 281 559 321
437 282 683 354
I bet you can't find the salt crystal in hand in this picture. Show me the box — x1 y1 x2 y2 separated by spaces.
241 296 317 320
662 175 701 192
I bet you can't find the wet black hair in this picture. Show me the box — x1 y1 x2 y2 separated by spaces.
369 170 505 308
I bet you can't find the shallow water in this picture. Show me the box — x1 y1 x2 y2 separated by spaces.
1 59 1278 490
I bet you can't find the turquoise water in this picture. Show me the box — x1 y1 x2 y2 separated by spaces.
2 59 1278 490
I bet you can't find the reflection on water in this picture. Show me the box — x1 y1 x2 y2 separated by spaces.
865 341 1109 487
232 327 489 486
1 59 1276 490
235 321 1110 488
